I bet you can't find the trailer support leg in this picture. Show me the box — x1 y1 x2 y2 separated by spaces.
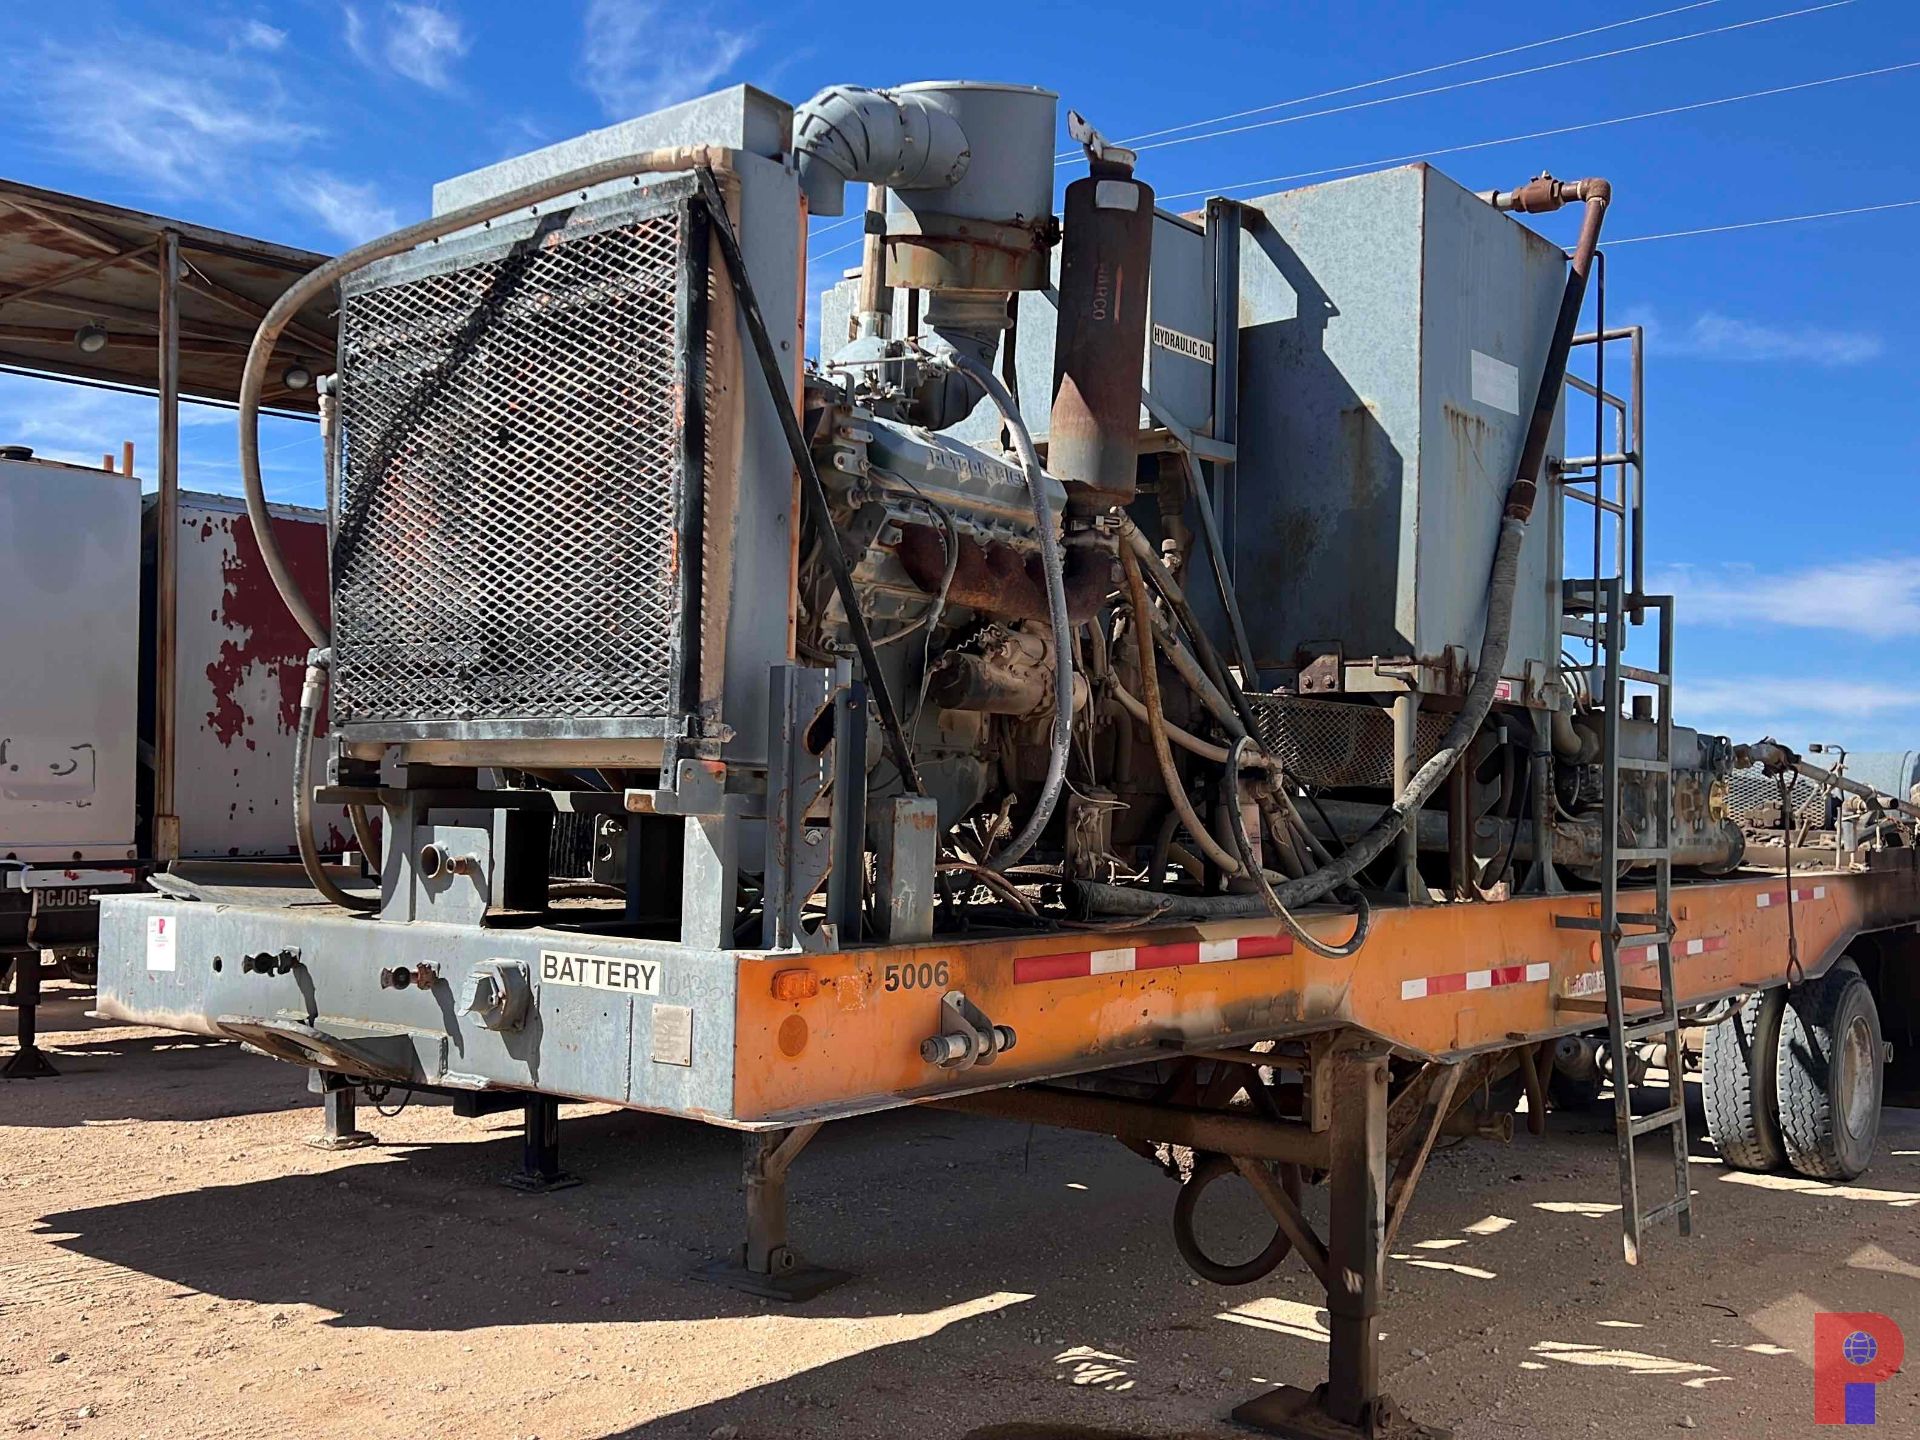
506 1094 581 1192
1233 1046 1449 1440
307 1069 376 1150
698 1123 849 1301
2 953 58 1080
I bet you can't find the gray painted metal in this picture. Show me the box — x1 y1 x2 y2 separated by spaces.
1231 164 1566 686
883 82 1057 229
96 889 742 1121
0 454 140 862
432 86 791 216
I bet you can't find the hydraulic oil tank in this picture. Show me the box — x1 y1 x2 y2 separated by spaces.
1232 163 1567 700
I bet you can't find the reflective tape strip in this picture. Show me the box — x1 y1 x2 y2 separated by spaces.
1756 885 1825 908
1401 961 1548 1002
1013 933 1293 985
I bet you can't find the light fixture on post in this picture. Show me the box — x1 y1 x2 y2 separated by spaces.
74 322 108 354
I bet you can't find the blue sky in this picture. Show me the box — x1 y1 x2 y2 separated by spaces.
1 0 1916 749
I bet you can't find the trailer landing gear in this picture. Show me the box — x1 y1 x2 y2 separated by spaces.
307 1070 377 1149
2 953 58 1079
698 1123 848 1301
1230 1047 1450 1440
506 1094 581 1193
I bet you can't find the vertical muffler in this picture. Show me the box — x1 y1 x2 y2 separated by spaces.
1049 114 1154 514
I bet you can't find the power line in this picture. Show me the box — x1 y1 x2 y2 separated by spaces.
1129 0 1853 156
1607 197 1920 245
1071 0 1727 155
818 0 1834 238
1159 58 1920 203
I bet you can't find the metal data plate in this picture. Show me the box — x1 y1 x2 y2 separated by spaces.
332 178 709 741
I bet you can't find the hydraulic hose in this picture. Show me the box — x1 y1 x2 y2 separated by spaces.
1224 736 1370 958
938 347 1075 872
1120 541 1242 876
295 650 375 913
238 144 731 649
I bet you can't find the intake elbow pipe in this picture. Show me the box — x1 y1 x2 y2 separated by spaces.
792 85 971 217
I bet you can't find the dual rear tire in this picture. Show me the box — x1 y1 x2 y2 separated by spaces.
1703 961 1884 1181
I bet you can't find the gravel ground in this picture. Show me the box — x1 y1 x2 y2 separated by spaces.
3 980 1916 1439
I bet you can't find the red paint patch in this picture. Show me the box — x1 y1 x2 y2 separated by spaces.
203 511 330 746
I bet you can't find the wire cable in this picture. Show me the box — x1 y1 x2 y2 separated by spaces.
1607 197 1920 245
1160 58 1920 203
1127 0 1851 158
1065 0 1730 155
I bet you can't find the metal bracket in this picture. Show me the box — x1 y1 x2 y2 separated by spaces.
920 989 1017 1070
762 663 865 951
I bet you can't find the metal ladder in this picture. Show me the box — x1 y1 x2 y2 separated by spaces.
1555 318 1691 1265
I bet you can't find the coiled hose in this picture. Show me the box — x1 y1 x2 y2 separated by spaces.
937 348 1074 873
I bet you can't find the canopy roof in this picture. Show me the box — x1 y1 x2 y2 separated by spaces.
0 177 334 415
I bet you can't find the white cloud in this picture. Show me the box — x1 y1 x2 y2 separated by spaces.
1637 309 1881 367
18 38 319 196
581 0 753 120
1655 559 1920 640
239 19 288 51
346 3 471 91
0 375 154 467
1671 674 1920 753
279 171 402 245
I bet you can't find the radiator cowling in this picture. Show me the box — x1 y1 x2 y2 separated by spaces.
331 177 710 747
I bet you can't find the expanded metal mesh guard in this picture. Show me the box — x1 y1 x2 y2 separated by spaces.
1725 764 1831 828
332 185 706 732
1245 693 1450 790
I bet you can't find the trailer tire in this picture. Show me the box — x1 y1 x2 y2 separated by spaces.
1776 962 1883 1181
1703 987 1787 1172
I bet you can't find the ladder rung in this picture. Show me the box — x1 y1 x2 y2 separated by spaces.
1622 1015 1681 1045
1613 847 1671 862
1619 666 1670 686
1639 1195 1691 1229
1556 997 1609 1014
1564 490 1626 515
1619 985 1667 1003
1562 616 1600 640
1629 1105 1686 1138
1618 757 1670 773
1618 932 1674 950
1554 911 1667 932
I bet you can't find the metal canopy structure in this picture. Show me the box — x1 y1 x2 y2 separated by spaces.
0 177 334 414
0 178 336 865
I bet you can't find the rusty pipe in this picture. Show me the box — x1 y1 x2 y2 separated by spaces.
1737 739 1920 822
1479 175 1612 523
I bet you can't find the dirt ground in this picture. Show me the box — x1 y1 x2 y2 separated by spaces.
3 981 1916 1440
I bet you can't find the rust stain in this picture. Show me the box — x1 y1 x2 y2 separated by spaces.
203 510 330 747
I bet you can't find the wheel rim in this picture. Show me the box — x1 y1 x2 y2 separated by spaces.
1838 1012 1878 1141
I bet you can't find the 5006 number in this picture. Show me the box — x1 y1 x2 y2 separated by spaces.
883 960 950 993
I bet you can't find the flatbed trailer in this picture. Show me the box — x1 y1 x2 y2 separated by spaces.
95 849 1920 1438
